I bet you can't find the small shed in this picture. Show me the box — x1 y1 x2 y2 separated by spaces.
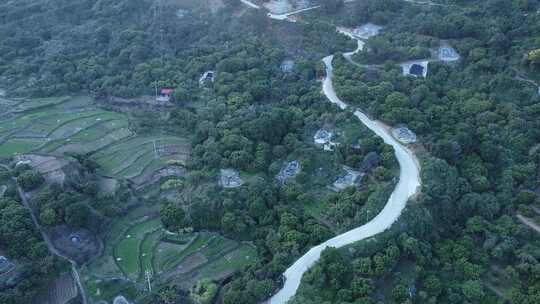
199 71 215 86
277 160 301 183
438 46 460 62
281 59 295 73
156 88 173 102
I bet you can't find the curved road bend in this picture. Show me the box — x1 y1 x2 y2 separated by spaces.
268 33 421 304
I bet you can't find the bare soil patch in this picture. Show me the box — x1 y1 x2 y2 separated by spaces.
32 272 78 304
15 154 70 184
176 252 208 274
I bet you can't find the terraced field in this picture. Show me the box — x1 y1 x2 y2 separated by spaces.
114 218 163 280
0 95 189 185
92 135 190 181
0 96 131 157
85 211 257 304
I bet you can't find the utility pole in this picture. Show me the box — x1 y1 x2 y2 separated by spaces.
145 268 153 292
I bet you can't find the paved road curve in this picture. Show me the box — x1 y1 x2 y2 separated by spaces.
268 40 421 304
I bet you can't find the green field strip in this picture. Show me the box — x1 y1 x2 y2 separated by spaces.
47 111 124 138
116 150 156 179
0 138 47 157
2 110 54 132
47 117 121 142
11 96 71 113
100 148 150 175
92 135 188 164
113 218 162 280
96 142 154 174
69 119 127 142
157 234 213 273
92 136 157 159
140 229 163 277
54 127 133 155
39 119 130 153
200 237 239 259
130 158 168 182
197 245 257 278
6 109 105 139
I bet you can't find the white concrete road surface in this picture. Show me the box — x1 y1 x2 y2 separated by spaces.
268 54 421 304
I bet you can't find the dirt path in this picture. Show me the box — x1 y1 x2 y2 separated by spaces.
240 0 261 9
3 165 88 304
514 75 540 94
517 214 540 234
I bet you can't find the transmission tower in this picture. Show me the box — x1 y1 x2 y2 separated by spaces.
145 268 153 292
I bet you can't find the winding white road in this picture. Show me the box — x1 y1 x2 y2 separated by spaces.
268 28 422 304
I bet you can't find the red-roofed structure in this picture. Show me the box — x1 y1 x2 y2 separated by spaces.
160 88 173 95
156 88 173 102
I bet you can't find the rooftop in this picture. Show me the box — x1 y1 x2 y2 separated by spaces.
392 126 417 144
332 167 363 191
160 88 173 95
220 169 243 188
353 23 383 39
277 160 301 183
438 46 460 62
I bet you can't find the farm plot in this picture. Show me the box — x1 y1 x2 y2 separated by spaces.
113 218 163 281
92 135 190 182
85 212 257 304
154 233 213 274
0 138 47 157
84 207 158 280
154 232 257 288
196 244 257 279
5 96 71 114
0 96 132 157
0 95 190 188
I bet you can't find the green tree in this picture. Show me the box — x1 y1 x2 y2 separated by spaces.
160 203 187 231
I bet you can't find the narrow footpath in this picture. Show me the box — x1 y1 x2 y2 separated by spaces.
1 163 88 304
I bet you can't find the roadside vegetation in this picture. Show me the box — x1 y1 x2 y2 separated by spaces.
0 0 539 303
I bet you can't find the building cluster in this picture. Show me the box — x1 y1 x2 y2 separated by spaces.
220 169 243 188
277 160 301 183
314 129 339 151
332 166 363 191
199 71 215 86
